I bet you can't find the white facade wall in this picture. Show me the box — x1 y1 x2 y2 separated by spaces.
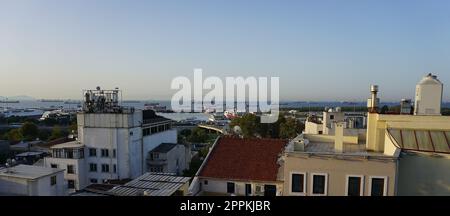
304 121 323 134
0 172 65 196
142 129 177 174
165 144 190 175
44 157 87 191
199 178 283 196
323 111 345 135
76 111 177 183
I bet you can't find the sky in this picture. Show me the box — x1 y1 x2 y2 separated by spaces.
0 0 449 101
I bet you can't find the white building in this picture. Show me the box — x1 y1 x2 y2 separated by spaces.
43 88 179 192
44 141 86 193
0 165 65 196
147 143 191 175
304 108 367 141
414 73 443 116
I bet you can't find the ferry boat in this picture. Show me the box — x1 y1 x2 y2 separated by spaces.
0 100 20 103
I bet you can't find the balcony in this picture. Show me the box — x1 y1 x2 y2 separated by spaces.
146 158 167 166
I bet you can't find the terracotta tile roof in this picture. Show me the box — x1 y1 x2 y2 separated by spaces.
199 136 288 182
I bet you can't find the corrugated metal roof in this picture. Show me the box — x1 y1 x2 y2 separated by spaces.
108 173 190 196
387 128 450 154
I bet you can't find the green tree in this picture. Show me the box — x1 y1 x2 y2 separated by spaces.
380 105 389 114
230 113 260 138
187 127 209 143
49 126 63 141
20 122 39 141
279 117 303 139
69 122 78 134
180 129 192 137
6 129 23 143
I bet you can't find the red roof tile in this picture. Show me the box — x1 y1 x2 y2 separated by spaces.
199 136 287 182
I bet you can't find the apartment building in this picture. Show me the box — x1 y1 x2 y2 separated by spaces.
43 88 182 192
282 123 398 196
147 143 191 175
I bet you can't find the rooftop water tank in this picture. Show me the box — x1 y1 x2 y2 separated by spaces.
414 73 443 116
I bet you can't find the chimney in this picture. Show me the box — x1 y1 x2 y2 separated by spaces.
367 85 379 113
334 122 344 153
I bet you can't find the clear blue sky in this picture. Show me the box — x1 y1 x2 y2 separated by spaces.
0 0 449 101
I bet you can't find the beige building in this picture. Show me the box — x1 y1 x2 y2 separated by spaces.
284 73 449 196
366 113 450 195
282 122 399 196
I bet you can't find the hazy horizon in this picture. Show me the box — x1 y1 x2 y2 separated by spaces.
1 0 449 101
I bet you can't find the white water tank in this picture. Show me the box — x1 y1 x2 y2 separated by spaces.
414 73 443 116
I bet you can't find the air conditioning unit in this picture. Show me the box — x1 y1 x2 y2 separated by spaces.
255 185 264 196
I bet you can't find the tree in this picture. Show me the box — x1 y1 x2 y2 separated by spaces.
20 122 39 141
38 129 51 141
69 122 78 134
230 113 260 138
187 128 209 143
6 129 23 143
180 129 192 137
380 105 389 114
49 126 63 141
279 117 303 139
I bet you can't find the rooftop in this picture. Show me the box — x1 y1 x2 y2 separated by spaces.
15 152 46 157
150 143 178 153
286 134 397 159
199 136 288 182
108 173 191 196
0 165 63 180
303 142 385 156
142 109 172 125
50 141 84 149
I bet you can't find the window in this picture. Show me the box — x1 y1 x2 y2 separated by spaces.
68 180 75 189
150 166 163 172
101 149 109 157
291 172 306 194
227 182 235 194
50 176 57 186
89 148 97 157
50 164 58 168
113 149 116 158
264 185 277 196
370 176 387 196
346 175 364 196
330 115 334 120
245 184 252 196
67 165 75 174
204 180 208 185
101 164 110 173
113 164 117 173
311 173 328 196
89 163 97 172
90 179 98 184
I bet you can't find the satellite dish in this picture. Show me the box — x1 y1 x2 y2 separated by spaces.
233 126 242 134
